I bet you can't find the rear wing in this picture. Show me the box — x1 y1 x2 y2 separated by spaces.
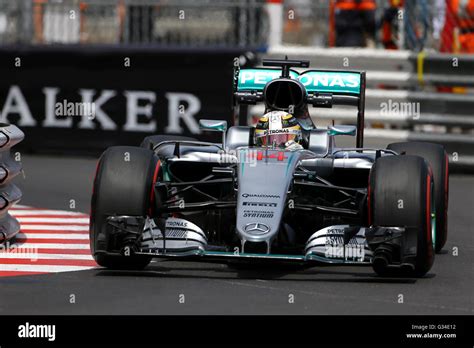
233 59 366 147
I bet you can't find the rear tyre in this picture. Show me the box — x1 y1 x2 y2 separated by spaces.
369 155 435 277
90 146 159 269
140 135 197 150
387 142 449 252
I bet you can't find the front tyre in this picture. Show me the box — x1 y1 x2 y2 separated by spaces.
90 146 159 269
369 155 435 277
387 142 449 253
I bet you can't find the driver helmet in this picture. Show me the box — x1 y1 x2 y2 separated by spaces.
255 111 302 148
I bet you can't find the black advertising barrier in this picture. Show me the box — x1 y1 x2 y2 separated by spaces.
0 45 257 154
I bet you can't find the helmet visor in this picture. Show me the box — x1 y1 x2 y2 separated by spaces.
256 131 299 148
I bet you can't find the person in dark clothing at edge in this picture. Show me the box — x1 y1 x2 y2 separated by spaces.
334 0 377 47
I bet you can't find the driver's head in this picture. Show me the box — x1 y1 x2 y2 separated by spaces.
255 111 302 148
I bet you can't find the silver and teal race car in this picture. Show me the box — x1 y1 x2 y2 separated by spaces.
90 58 449 277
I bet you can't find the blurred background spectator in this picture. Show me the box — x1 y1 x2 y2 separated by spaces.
333 0 377 47
0 0 470 52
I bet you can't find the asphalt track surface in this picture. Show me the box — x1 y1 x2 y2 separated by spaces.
0 154 472 315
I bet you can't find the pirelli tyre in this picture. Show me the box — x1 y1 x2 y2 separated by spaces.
140 135 197 150
387 142 449 253
90 146 159 269
368 155 435 277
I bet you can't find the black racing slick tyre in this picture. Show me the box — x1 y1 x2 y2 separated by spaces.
387 142 449 253
368 155 435 277
140 135 197 150
90 146 159 270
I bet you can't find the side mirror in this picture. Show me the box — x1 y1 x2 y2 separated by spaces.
328 125 356 136
199 119 228 132
199 119 228 150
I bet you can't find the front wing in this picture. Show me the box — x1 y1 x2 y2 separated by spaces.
99 216 408 266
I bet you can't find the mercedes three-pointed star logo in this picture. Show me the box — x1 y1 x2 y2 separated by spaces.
244 222 271 235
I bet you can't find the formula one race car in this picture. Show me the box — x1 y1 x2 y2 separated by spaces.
90 58 449 277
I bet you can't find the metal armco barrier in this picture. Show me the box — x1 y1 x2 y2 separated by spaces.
265 46 474 172
0 124 24 242
417 53 474 86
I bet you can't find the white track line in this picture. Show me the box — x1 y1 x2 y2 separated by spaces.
0 264 95 272
16 233 89 240
19 225 89 231
9 210 88 216
16 217 90 223
0 253 94 260
20 230 88 235
13 243 91 250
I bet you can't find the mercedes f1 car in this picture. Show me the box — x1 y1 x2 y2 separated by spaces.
90 58 449 277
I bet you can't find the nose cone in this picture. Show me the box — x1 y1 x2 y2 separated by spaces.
236 150 302 251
